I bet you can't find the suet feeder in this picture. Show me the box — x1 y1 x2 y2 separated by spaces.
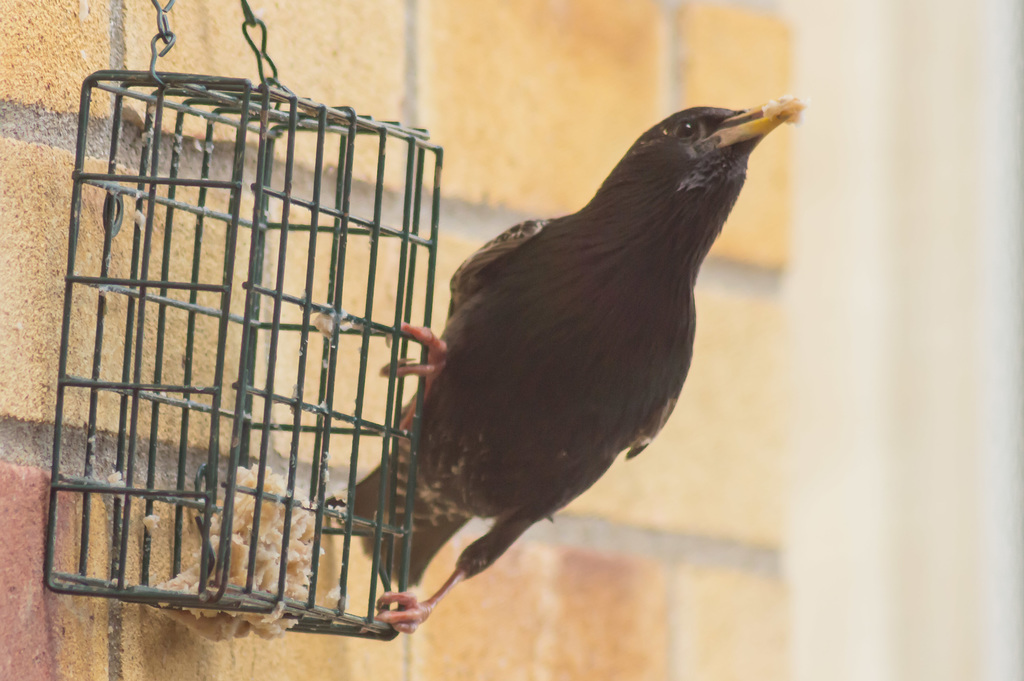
43 1 441 640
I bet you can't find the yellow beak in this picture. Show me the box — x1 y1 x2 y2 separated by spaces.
712 96 807 148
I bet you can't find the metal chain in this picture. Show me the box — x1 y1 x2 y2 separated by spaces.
148 0 177 84
146 0 287 90
239 0 287 90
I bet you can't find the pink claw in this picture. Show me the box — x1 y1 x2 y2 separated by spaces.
382 323 447 379
381 323 448 431
373 569 466 634
376 591 434 634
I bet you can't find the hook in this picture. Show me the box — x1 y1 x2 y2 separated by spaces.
102 192 123 239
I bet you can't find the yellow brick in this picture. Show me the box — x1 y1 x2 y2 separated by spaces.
412 540 559 681
117 604 401 681
674 566 789 681
568 290 786 547
412 538 667 680
121 0 408 189
680 4 793 268
52 483 111 681
55 595 109 681
0 0 111 114
122 0 405 120
421 0 665 215
0 139 85 423
550 548 668 681
0 138 248 447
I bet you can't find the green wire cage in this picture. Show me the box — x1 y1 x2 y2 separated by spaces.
43 68 442 640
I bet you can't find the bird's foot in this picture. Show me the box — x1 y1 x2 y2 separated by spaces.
381 323 447 432
374 569 467 634
380 323 447 381
375 591 434 634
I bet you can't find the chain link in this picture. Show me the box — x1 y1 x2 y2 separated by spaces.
239 0 287 90
148 0 177 83
145 0 287 90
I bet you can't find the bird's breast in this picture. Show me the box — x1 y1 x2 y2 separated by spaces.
417 265 695 519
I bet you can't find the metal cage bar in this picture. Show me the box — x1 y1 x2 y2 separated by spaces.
44 71 442 640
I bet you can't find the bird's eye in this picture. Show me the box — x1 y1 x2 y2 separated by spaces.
676 121 701 142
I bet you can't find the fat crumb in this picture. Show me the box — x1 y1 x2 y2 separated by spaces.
260 600 287 624
326 585 343 610
313 311 335 337
155 465 315 640
761 95 808 125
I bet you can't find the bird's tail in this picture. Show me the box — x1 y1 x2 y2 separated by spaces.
352 447 468 587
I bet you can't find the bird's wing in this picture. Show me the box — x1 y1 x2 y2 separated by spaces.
624 396 678 459
448 219 548 318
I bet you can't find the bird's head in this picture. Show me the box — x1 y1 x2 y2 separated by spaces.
584 96 805 253
627 96 804 189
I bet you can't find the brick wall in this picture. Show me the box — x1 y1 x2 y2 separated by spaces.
0 1 792 679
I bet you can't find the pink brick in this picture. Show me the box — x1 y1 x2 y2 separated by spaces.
0 462 58 681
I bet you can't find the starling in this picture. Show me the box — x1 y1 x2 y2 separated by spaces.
355 97 806 633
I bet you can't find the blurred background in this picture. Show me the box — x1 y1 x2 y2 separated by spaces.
783 0 1024 679
1 0 1022 679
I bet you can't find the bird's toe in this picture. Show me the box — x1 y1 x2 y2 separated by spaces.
376 590 418 611
375 591 433 634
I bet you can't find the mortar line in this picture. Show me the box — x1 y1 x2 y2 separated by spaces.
0 101 113 158
657 0 778 13
521 514 782 578
402 0 419 127
109 0 127 70
697 255 784 298
665 557 684 681
107 595 124 681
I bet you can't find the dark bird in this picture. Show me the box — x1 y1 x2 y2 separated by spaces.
354 97 805 633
